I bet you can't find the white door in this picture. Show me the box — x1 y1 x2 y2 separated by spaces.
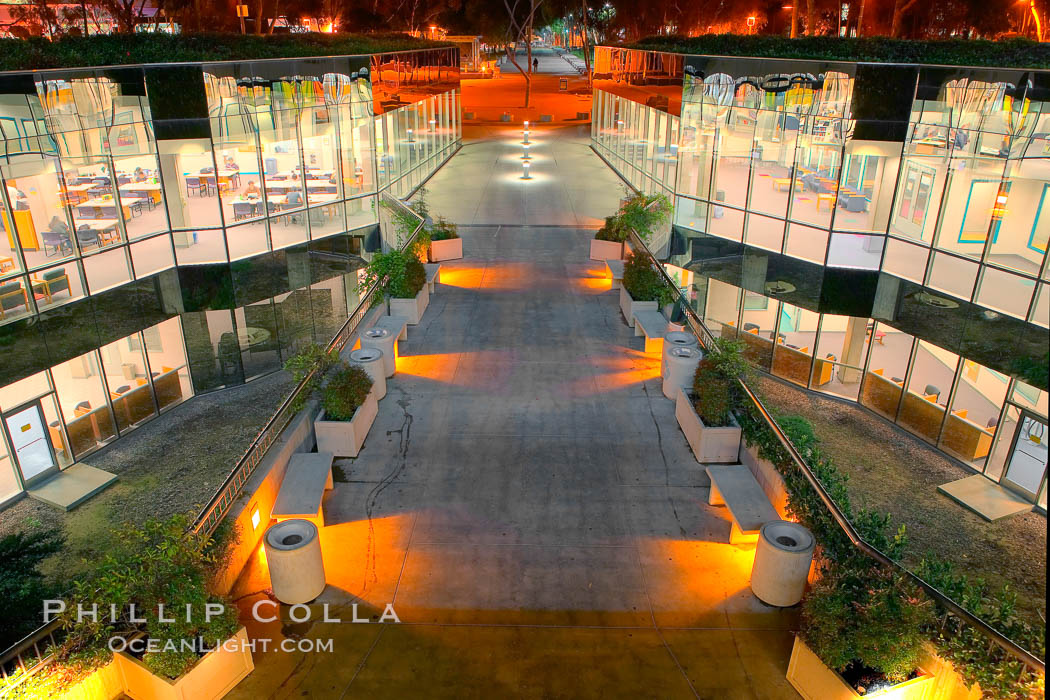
3 403 57 485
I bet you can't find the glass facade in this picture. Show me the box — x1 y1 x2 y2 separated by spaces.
593 49 1049 506
0 49 461 506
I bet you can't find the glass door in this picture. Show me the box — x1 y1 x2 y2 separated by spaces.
1002 414 1048 501
894 162 935 240
2 401 58 487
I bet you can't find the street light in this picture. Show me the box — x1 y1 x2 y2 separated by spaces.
746 16 756 34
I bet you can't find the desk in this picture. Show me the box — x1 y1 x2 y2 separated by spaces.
119 183 162 206
73 218 120 246
75 197 140 220
0 255 13 272
772 177 792 192
816 193 836 211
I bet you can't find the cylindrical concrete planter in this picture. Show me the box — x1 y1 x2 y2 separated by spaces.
314 389 379 458
429 237 462 261
750 520 814 607
348 347 387 400
388 284 429 325
675 391 742 463
264 519 326 604
619 285 658 328
590 238 623 261
661 330 699 378
663 346 702 400
787 636 935 700
361 327 397 377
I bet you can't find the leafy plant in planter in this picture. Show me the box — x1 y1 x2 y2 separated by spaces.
429 216 459 241
690 337 752 427
618 191 672 242
321 364 374 421
54 515 240 681
622 250 675 307
357 245 428 303
802 560 934 690
283 342 338 413
594 215 630 242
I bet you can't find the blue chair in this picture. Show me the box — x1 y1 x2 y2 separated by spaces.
185 176 206 197
232 201 254 220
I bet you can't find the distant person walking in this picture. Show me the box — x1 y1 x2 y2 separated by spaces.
532 58 538 72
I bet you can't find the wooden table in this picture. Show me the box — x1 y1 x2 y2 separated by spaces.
73 218 121 246
0 255 14 272
119 183 162 206
75 197 137 220
772 177 792 192
816 193 836 212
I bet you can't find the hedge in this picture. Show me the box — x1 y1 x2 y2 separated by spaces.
0 33 453 72
625 35 1050 69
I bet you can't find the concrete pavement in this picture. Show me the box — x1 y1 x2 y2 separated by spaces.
227 127 801 700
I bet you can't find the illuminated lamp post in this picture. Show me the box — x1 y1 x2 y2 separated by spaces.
521 160 532 180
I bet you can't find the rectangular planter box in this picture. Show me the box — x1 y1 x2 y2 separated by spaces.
619 285 658 328
314 389 379 458
429 237 462 262
388 284 429 325
675 391 742 464
787 636 934 700
590 238 623 261
117 627 254 700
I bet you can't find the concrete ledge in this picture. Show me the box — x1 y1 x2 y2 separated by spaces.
937 474 1032 521
28 463 117 511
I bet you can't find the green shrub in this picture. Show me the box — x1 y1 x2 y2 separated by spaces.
321 364 374 421
429 217 459 241
594 215 630 242
283 342 337 413
618 192 672 241
802 563 934 684
627 35 1049 69
0 33 452 71
622 251 675 306
0 529 63 649
690 337 750 427
55 514 240 681
358 247 427 300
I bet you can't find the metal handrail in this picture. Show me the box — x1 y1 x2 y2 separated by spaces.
627 229 1046 674
0 193 424 689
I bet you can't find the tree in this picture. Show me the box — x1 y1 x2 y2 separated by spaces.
501 0 543 107
891 0 921 36
8 0 62 37
94 0 148 32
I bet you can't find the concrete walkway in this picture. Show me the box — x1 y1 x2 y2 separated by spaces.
462 48 593 123
228 128 800 699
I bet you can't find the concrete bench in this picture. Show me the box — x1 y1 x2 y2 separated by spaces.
632 309 670 354
424 263 441 293
604 260 624 289
706 464 781 544
540 114 553 122
273 452 335 528
372 314 408 342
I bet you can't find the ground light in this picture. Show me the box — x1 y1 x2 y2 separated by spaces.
523 121 530 145
522 144 530 160
407 128 415 143
429 119 436 132
521 160 532 180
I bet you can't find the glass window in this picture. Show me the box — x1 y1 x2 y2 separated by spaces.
32 263 84 310
130 233 175 278
783 223 828 264
899 340 957 443
99 334 156 432
0 371 50 411
158 143 222 230
813 315 871 401
826 232 883 270
927 251 978 301
4 158 76 272
861 323 913 419
0 277 32 323
174 228 227 266
792 138 842 229
984 166 1048 277
235 301 281 380
181 308 242 393
699 278 742 338
889 157 942 244
142 317 192 411
933 163 1007 260
52 350 117 458
745 212 785 253
974 266 1035 319
883 237 929 283
737 292 777 369
1031 282 1049 328
712 109 754 211
0 432 21 503
771 303 818 387
345 195 376 232
748 115 797 220
65 159 127 251
226 219 270 261
113 152 167 241
82 246 131 293
942 360 1007 467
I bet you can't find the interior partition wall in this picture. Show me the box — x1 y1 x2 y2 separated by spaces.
0 48 461 508
592 48 1049 506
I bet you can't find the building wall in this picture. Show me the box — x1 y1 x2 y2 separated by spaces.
0 48 462 507
592 48 1049 506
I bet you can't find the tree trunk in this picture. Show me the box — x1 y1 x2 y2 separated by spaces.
790 1 798 37
805 0 815 35
856 0 866 36
579 0 592 85
254 0 263 35
505 46 532 108
890 0 918 37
